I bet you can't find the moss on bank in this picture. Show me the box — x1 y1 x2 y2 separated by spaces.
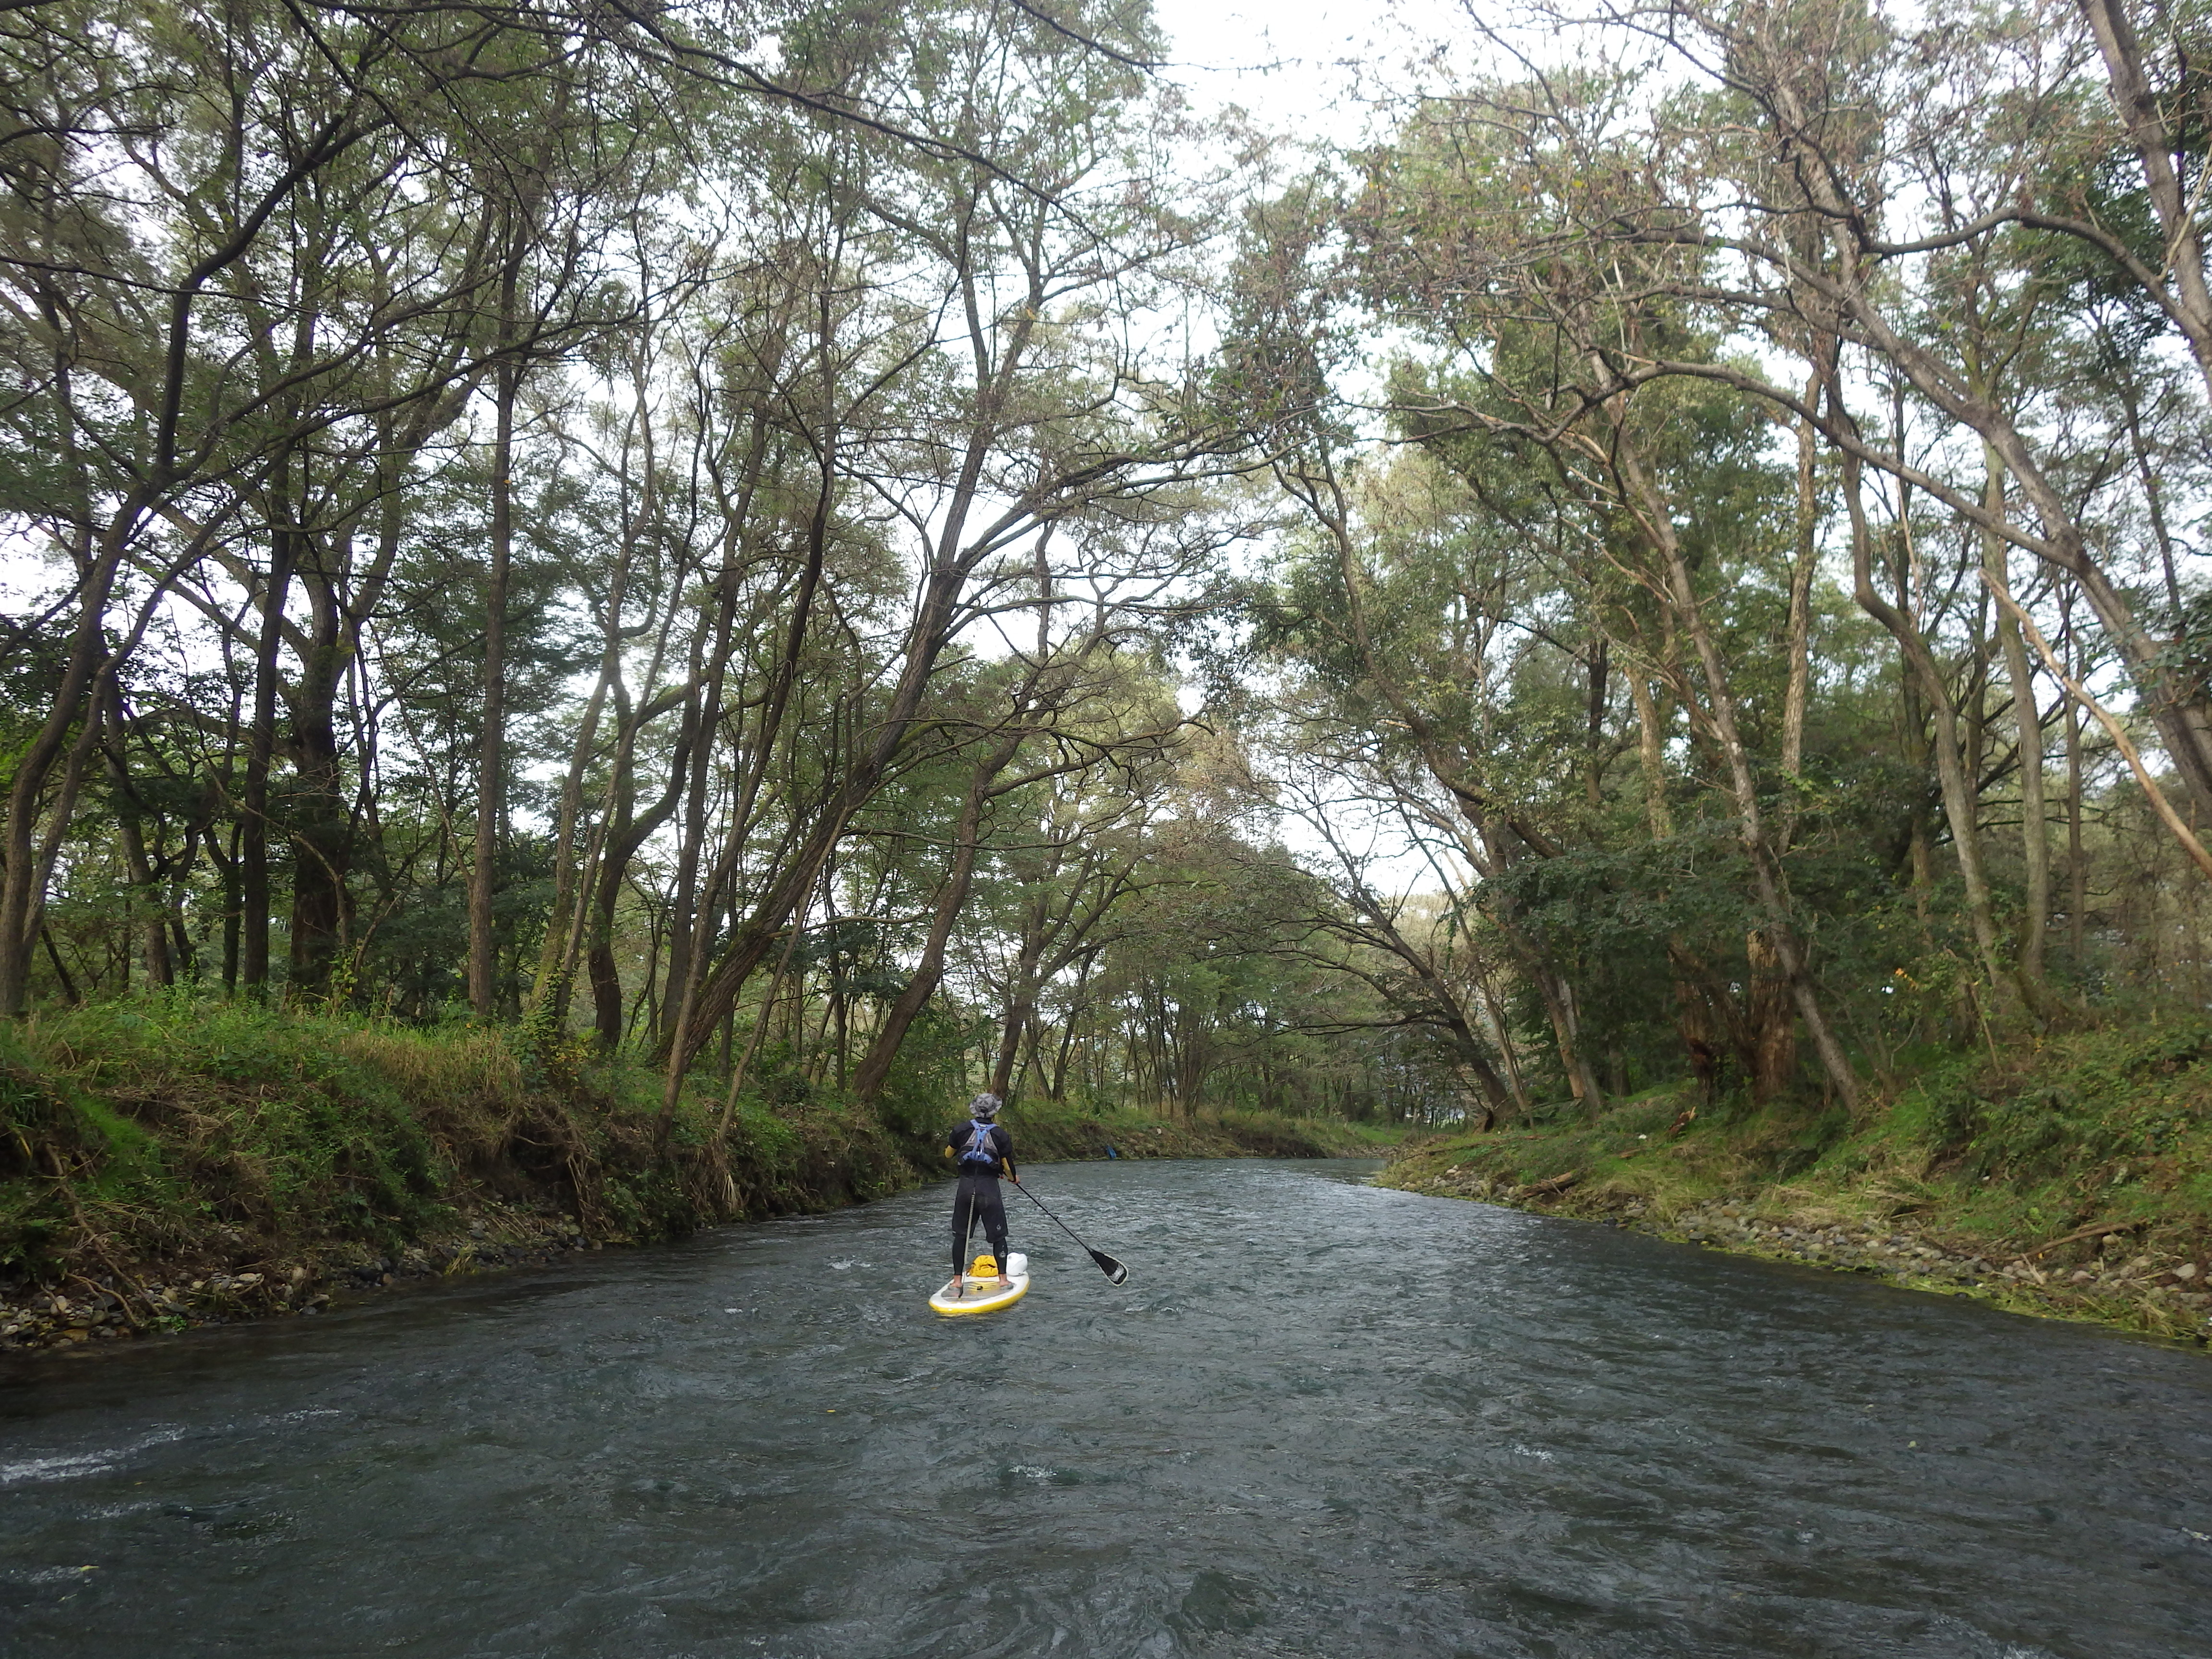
1379 1017 2212 1347
0 999 1375 1352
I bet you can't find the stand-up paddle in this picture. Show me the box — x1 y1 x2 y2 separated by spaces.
929 1185 1031 1317
1009 1178 1128 1285
928 1250 1028 1316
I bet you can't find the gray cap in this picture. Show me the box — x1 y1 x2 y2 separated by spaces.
969 1093 1003 1119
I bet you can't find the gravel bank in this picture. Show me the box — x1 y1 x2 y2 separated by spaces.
1394 1165 2212 1345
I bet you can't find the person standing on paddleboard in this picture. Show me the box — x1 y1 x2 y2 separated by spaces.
946 1093 1017 1289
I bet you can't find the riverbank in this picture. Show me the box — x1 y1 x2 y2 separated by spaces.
0 999 1377 1352
1380 1017 2212 1346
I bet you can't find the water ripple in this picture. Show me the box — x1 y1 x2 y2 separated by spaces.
2 1159 2209 1657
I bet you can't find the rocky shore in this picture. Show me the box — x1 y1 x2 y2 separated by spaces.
0 1199 602 1354
1394 1163 2212 1345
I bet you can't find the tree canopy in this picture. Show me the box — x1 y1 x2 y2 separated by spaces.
5 0 2210 1138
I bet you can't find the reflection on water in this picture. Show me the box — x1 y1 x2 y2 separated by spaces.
3 1159 2210 1657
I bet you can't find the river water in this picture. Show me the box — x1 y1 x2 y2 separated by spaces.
3 1158 2209 1658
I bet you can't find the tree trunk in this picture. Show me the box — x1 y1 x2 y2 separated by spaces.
1584 634 1608 811
1983 445 2056 1013
0 474 162 1014
1668 945 1728 1103
2064 597 2088 978
1780 386 1821 824
589 706 691 1050
1615 427 1859 1109
207 820 241 994
242 507 297 996
286 560 352 998
851 738 1020 1106
531 575 627 1032
1839 439 2009 998
988 907 1045 1100
469 360 518 1020
1743 928 1797 1100
1630 663 1738 1094
1471 964 1532 1120
660 572 739 1041
99 681 172 988
2077 0 2212 396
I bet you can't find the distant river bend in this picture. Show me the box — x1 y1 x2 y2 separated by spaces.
3 1159 2208 1657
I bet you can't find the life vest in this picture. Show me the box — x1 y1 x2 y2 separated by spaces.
957 1120 1000 1173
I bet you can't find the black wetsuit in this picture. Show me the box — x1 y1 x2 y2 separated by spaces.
947 1121 1016 1274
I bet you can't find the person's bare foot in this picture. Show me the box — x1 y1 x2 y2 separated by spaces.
996 1275 1012 1288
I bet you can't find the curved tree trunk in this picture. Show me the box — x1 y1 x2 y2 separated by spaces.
1612 418 1859 1110
852 737 1021 1106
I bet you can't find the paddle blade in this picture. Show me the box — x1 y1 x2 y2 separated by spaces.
1090 1248 1128 1285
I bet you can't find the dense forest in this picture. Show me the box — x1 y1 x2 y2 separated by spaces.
4 0 2211 1174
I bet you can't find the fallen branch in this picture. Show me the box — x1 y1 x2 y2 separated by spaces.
2016 1218 2138 1262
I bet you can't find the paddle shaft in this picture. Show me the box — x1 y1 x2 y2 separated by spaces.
1006 1177 1126 1283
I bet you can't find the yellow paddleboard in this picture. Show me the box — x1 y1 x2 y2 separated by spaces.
930 1251 1029 1317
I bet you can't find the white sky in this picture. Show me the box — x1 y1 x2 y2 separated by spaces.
1159 0 1474 144
1149 2 1490 894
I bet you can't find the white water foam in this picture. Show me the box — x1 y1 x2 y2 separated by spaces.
0 1426 186 1488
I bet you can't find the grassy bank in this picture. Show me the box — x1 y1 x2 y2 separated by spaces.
0 998 1377 1352
1380 1017 2212 1346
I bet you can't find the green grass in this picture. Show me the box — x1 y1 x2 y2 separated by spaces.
0 996 1385 1293
1379 1015 2212 1342
0 995 914 1284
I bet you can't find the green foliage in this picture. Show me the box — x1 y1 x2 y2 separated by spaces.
26 997 450 1244
1394 1013 2212 1288
0 997 925 1284
872 1008 989 1140
1910 1021 2212 1192
0 1030 168 1274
